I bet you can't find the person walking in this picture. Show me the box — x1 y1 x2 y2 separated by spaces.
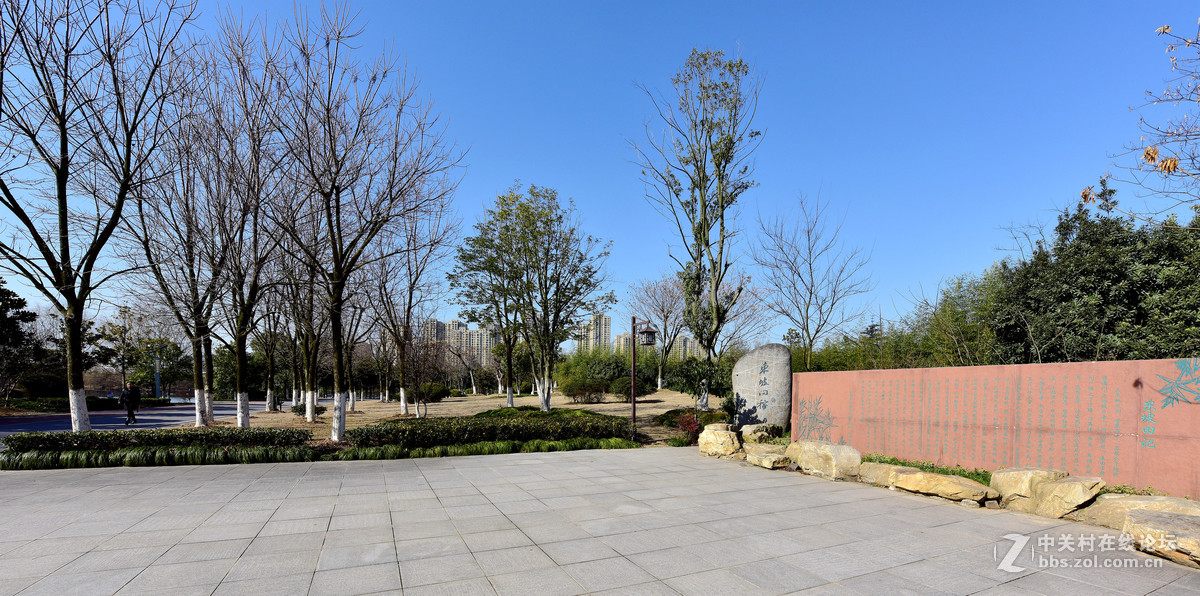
119 382 141 425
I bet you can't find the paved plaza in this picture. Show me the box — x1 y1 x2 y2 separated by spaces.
0 448 1196 595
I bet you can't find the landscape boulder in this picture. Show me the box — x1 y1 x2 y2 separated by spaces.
741 423 783 444
730 344 792 427
1069 494 1200 530
1030 476 1105 519
1123 510 1200 568
784 440 860 481
990 467 1067 511
892 470 999 502
858 462 920 488
698 425 740 457
744 444 790 469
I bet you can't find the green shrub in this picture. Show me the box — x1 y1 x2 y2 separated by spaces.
861 453 991 486
330 437 640 461
0 445 317 470
346 414 634 448
666 436 692 447
416 382 451 403
473 407 610 419
652 408 727 428
607 376 653 400
1100 484 1169 496
291 404 327 417
2 427 312 453
561 378 607 404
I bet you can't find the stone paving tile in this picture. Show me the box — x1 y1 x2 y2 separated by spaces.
473 545 557 576
399 553 485 587
324 526 396 548
396 535 471 562
316 541 397 571
403 576 497 596
17 567 142 596
55 545 170 574
0 552 80 579
563 556 656 592
310 562 402 596
222 550 320 582
730 558 827 594
590 580 681 596
489 566 585 596
179 521 263 543
156 537 250 564
664 568 772 596
541 538 622 566
210 571 313 596
885 559 1000 595
120 557 238 592
462 529 534 552
4 534 107 558
0 575 41 596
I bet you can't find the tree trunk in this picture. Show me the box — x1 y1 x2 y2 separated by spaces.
203 335 216 423
236 333 250 427
64 308 91 432
191 333 206 427
330 291 347 441
399 387 408 415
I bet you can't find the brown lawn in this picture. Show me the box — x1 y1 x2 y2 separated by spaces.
198 389 705 444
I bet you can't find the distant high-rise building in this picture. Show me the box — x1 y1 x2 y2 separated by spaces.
577 313 611 353
670 335 703 360
613 332 632 354
422 318 497 359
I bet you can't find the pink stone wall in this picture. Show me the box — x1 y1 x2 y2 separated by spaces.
791 359 1200 498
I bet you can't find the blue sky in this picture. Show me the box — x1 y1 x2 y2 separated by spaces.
12 1 1200 344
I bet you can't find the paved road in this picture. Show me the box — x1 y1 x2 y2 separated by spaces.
0 401 294 442
0 448 1194 595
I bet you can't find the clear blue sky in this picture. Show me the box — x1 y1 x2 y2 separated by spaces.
15 1 1200 344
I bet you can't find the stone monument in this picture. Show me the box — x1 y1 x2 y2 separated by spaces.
731 343 792 428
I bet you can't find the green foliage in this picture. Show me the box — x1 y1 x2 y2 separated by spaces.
472 407 610 419
346 414 634 448
291 404 327 417
1100 484 1170 497
415 382 451 403
861 453 991 486
331 437 639 461
652 408 727 428
2 427 312 452
559 378 607 403
666 436 692 447
0 446 317 470
607 376 653 400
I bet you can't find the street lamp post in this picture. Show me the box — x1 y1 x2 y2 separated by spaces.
629 317 658 435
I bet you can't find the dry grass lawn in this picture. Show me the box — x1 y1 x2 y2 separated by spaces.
203 389 706 444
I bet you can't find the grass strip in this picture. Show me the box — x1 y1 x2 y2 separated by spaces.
861 452 991 485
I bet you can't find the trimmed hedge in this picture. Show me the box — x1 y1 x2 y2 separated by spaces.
0 446 317 470
472 407 611 420
291 404 327 417
346 415 634 448
331 437 640 461
2 427 313 453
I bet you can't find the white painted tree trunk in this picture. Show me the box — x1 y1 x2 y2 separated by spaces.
506 385 514 408
264 389 274 412
292 388 299 408
331 391 347 441
69 388 90 431
237 392 250 427
204 389 215 425
383 387 390 403
194 388 206 427
399 387 409 415
538 375 552 411
657 376 663 390
306 390 316 422
349 390 356 412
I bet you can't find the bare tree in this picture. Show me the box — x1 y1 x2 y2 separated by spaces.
276 5 459 441
0 0 197 430
712 282 774 363
754 194 871 371
368 198 456 415
633 49 762 409
126 61 226 427
627 274 686 389
205 13 287 428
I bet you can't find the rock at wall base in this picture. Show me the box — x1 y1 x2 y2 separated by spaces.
698 429 740 457
892 470 999 502
1069 495 1200 529
1031 476 1105 519
1123 510 1200 568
